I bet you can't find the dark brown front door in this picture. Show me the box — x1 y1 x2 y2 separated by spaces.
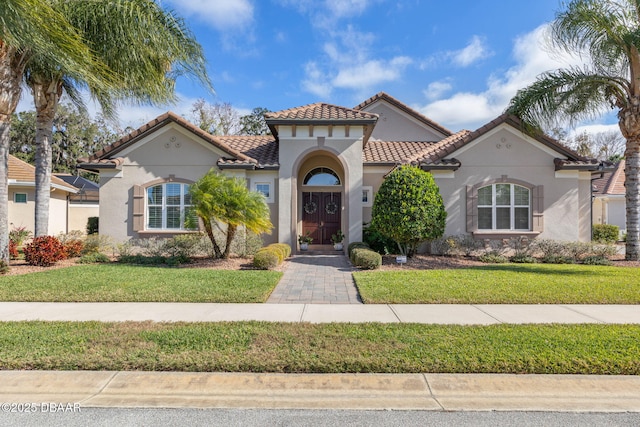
302 192 341 245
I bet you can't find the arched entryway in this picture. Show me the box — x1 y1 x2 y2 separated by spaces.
298 155 345 247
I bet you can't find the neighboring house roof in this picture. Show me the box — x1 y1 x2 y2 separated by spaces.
55 173 100 203
354 92 453 137
8 155 77 193
593 160 625 195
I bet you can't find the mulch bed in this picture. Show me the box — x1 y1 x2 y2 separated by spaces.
4 252 639 277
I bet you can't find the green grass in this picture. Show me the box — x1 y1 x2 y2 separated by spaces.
0 265 282 302
354 264 640 304
0 321 639 374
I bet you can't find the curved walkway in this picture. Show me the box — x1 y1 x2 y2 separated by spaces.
267 255 361 304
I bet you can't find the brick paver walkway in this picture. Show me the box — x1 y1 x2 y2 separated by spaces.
267 255 362 304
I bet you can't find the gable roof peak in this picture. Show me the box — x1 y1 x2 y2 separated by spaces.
354 92 453 136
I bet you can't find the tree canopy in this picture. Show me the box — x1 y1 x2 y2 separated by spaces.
371 166 446 256
188 170 272 259
507 0 640 260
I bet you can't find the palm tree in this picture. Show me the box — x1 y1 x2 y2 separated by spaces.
507 0 640 260
26 0 212 236
0 0 105 263
189 170 273 259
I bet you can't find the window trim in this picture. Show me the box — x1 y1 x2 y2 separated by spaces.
303 167 341 186
477 183 530 231
13 193 27 204
467 176 543 236
252 179 274 203
362 186 373 207
132 177 196 233
145 182 193 231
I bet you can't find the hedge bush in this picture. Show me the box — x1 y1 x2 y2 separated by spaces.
348 242 370 259
351 247 382 269
592 224 619 243
252 243 291 270
23 236 67 267
253 249 280 270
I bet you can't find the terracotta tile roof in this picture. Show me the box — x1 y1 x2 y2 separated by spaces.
354 92 453 136
265 102 378 122
8 155 76 192
215 135 278 167
593 160 625 195
363 140 438 164
88 112 256 165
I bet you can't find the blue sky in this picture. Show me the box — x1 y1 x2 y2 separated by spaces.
18 0 619 134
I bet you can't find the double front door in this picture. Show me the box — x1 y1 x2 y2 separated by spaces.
301 192 341 245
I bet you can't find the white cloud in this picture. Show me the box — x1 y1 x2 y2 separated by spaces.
333 57 412 90
302 62 334 98
419 24 584 130
451 35 493 67
423 80 452 100
301 26 411 98
165 0 254 31
325 0 372 19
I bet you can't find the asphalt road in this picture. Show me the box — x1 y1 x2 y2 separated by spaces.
1 409 640 427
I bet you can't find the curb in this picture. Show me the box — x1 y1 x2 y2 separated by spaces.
1 372 639 412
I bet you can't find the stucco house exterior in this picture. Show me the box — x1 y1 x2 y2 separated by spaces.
8 155 79 235
80 92 605 251
593 159 626 236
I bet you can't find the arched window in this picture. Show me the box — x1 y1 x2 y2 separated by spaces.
146 183 193 230
303 167 341 186
477 183 530 230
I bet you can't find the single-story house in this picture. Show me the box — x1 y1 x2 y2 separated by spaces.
80 92 607 251
8 155 79 235
592 159 626 235
54 173 100 233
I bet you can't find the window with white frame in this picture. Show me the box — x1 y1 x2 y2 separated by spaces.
146 183 193 230
477 183 530 230
252 180 273 203
362 186 373 207
13 193 27 203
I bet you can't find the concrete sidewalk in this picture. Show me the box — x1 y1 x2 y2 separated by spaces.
1 371 639 412
0 302 638 323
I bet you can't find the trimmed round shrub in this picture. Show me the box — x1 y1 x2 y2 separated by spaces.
352 248 382 269
23 236 67 266
348 242 369 259
592 224 619 243
253 249 280 270
271 243 292 258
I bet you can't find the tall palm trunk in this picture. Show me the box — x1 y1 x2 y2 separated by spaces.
223 224 237 259
0 43 29 263
31 77 62 237
619 102 640 261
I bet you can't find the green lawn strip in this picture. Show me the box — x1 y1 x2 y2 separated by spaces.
354 264 640 304
0 265 282 303
0 322 638 374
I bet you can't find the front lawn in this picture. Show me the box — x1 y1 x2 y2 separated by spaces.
1 321 638 374
353 264 640 304
0 265 282 303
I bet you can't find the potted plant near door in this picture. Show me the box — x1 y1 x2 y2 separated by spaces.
298 232 313 251
331 230 345 251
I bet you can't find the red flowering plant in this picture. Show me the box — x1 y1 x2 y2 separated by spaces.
23 236 68 267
